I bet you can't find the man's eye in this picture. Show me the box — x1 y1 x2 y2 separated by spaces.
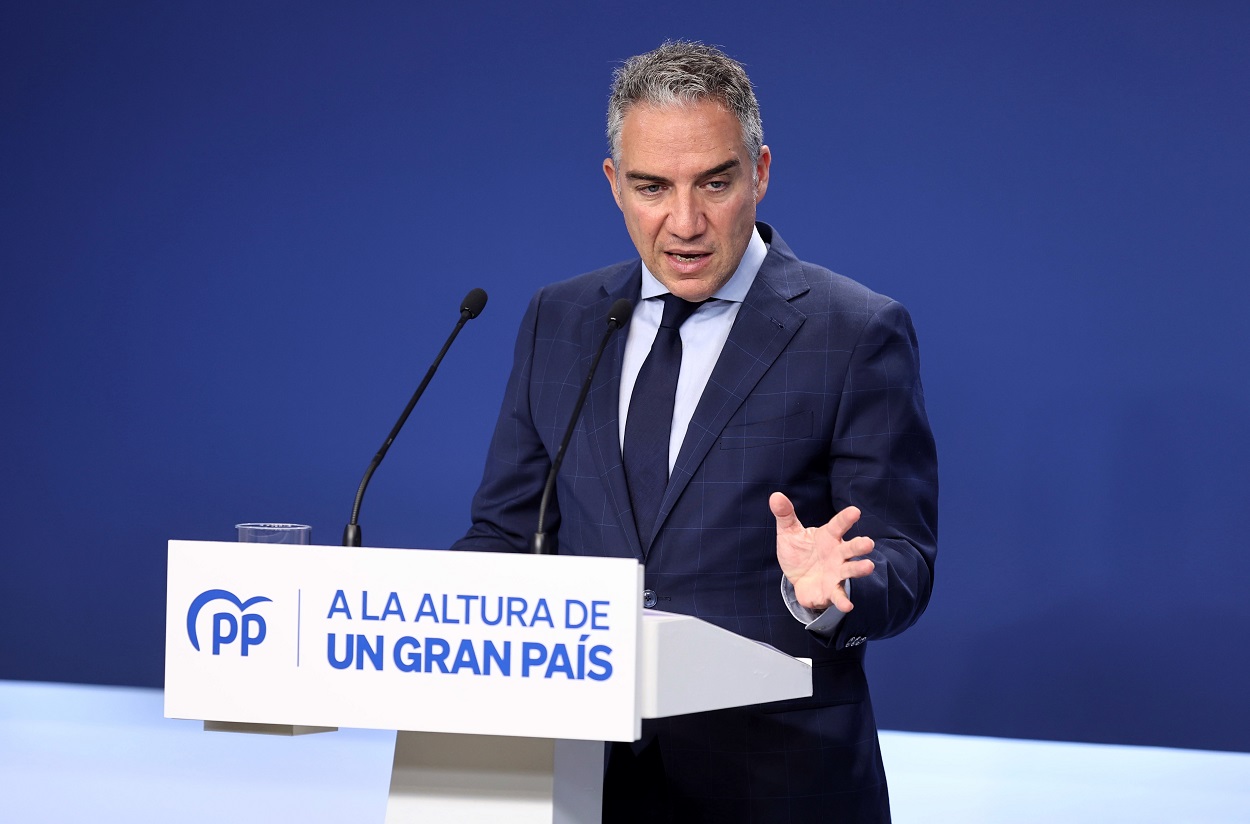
639 184 663 195
706 180 729 191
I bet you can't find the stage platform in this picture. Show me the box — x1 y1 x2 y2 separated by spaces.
2 680 1246 822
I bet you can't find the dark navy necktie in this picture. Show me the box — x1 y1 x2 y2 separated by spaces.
623 293 704 545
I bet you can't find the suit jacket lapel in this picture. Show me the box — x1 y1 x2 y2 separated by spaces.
645 235 810 549
582 263 645 559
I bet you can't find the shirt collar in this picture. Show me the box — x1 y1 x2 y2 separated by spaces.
639 225 767 303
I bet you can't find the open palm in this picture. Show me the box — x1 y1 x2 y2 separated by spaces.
771 491 876 613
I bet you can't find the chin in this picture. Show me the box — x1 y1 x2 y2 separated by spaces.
674 283 718 302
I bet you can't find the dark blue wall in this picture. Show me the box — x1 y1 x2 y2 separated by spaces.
3 1 1248 753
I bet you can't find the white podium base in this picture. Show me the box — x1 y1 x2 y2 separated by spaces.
386 731 604 824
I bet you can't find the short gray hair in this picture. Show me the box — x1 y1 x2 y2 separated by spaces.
606 41 763 166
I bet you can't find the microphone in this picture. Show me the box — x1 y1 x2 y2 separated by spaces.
531 298 633 554
343 287 489 547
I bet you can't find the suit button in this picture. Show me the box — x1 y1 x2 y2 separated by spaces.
643 589 658 609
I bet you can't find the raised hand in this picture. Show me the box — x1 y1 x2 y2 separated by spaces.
771 491 876 613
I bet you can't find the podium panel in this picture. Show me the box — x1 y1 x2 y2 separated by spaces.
166 541 644 742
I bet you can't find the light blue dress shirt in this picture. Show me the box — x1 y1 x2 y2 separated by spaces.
618 227 846 636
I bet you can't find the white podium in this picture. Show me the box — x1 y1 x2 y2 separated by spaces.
165 541 812 823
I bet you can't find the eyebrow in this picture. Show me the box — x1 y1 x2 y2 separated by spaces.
624 158 741 184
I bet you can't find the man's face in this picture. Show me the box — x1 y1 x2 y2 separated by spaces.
603 100 771 303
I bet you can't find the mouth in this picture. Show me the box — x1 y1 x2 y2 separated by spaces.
664 251 714 277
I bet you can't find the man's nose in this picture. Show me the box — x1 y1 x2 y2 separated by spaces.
666 190 705 239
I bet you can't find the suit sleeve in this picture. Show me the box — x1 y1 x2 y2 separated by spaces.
823 299 939 648
450 290 556 553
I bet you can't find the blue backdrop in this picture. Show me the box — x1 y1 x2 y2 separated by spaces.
3 1 1248 753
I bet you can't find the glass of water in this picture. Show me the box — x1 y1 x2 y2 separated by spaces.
235 523 311 544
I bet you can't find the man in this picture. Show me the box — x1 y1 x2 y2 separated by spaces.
454 41 938 822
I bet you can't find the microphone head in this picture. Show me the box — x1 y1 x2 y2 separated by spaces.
461 287 489 319
607 298 634 329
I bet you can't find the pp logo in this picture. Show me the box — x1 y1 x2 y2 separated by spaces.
186 589 272 656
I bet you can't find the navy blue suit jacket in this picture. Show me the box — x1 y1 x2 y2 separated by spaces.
454 224 938 820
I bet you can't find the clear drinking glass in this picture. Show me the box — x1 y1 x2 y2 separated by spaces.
235 523 312 544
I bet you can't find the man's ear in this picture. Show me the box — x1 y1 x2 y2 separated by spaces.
603 158 624 211
753 145 772 204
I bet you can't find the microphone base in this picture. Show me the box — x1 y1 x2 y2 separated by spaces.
529 532 557 555
342 523 362 547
